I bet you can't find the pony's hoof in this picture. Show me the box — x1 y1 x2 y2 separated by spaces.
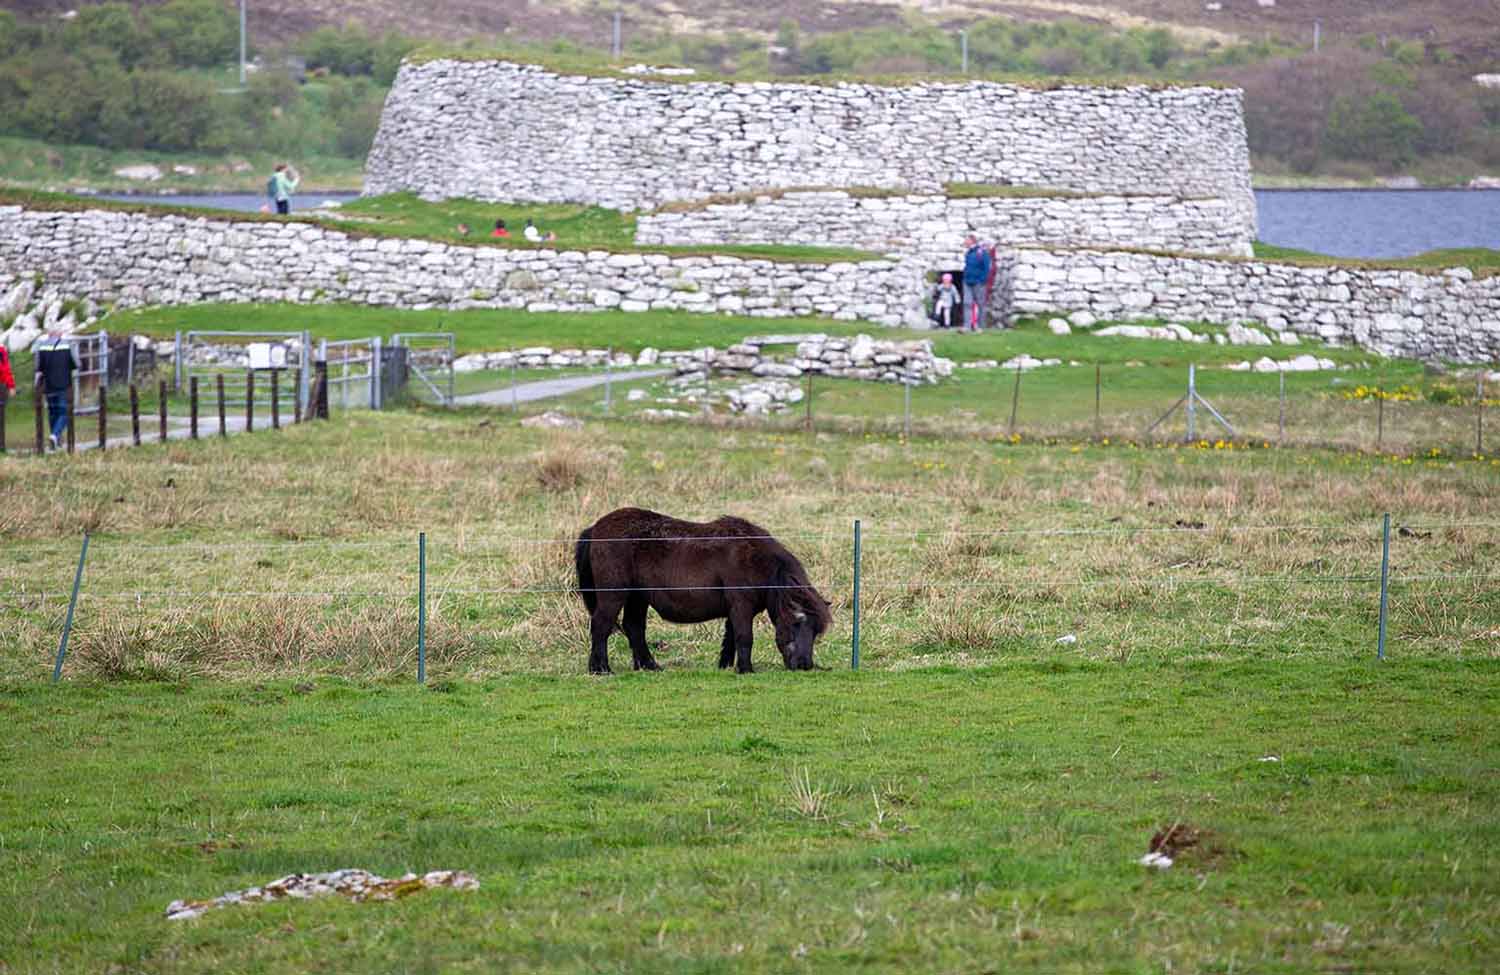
735 665 755 675
589 665 613 676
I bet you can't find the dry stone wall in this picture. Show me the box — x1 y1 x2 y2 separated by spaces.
0 206 916 326
1013 250 1500 363
365 59 1256 238
635 190 1253 260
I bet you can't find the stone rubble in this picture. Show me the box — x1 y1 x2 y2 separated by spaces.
166 869 478 921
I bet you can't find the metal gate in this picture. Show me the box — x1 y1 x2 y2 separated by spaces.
321 337 382 411
392 332 455 407
68 330 108 417
177 330 312 415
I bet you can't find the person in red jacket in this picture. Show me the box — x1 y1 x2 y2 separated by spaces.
0 344 13 453
0 344 14 395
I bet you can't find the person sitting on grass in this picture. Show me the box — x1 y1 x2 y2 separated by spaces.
490 219 509 238
523 218 556 243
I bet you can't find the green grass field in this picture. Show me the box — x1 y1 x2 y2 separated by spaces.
2 407 1498 972
4 295 1500 973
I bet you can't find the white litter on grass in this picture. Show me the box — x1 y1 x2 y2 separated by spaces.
166 868 479 921
1055 633 1077 645
1258 755 1281 762
1138 852 1174 870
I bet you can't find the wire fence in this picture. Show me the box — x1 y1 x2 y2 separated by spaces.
450 358 1500 460
8 515 1497 683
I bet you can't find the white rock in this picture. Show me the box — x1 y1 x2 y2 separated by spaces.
1047 317 1071 335
113 164 163 181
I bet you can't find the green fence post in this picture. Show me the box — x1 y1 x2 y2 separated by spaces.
52 534 90 682
851 519 862 671
418 531 427 684
1377 513 1390 661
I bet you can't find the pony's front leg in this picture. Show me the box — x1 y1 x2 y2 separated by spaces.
623 595 660 671
588 598 623 675
730 606 757 674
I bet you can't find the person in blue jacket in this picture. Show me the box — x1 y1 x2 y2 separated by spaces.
962 235 993 331
32 327 79 449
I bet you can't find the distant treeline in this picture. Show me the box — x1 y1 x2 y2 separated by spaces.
1 3 1496 181
0 1 413 158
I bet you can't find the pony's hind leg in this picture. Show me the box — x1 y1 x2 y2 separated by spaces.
730 605 757 674
623 595 660 671
718 619 735 670
588 595 625 675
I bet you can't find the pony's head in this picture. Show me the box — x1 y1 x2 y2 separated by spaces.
770 563 832 671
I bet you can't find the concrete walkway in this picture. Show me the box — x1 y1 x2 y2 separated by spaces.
454 369 670 407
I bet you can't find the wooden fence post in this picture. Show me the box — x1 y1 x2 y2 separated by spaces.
129 384 141 446
0 384 7 454
245 369 255 433
315 361 329 420
271 368 280 430
157 380 167 443
33 379 44 453
66 385 75 454
97 386 107 452
190 377 199 440
217 374 226 438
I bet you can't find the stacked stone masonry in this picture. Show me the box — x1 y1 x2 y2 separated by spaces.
1012 250 1500 363
0 207 915 326
2 205 1496 363
635 190 1254 259
365 59 1256 239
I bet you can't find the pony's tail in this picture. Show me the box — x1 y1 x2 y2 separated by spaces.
575 528 597 613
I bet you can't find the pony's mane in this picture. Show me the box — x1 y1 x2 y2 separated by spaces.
769 556 832 635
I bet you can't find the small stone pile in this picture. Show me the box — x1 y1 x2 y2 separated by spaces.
672 332 954 385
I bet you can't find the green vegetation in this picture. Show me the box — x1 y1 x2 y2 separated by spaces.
0 2 406 186
9 304 1497 458
1 662 1496 972
3 325 1498 971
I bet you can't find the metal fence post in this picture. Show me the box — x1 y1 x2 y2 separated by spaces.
1377 513 1391 661
1376 392 1384 453
1186 363 1197 442
418 531 427 684
52 534 90 682
1094 363 1101 438
217 374 227 437
851 519 862 670
1476 369 1488 456
903 380 911 440
271 369 281 430
1278 371 1286 445
173 329 183 392
190 377 199 440
604 348 613 414
157 380 167 443
65 384 75 454
0 384 7 454
96 386 106 452
1008 363 1022 437
33 379 44 453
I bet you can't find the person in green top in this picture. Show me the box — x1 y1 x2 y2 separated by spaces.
269 163 300 215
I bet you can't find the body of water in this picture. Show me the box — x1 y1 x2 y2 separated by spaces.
101 189 1500 261
1254 188 1500 259
100 191 361 212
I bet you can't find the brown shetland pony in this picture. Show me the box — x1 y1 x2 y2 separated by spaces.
574 507 832 674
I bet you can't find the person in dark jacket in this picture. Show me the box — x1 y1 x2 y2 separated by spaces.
962 235 993 332
32 328 78 449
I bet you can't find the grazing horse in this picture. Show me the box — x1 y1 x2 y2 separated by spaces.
574 507 832 674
